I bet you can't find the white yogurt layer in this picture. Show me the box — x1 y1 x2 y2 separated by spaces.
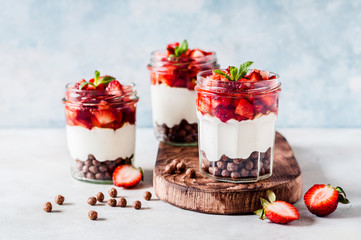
151 84 197 127
66 124 136 162
197 112 277 160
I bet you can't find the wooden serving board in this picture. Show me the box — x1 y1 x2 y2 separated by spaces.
153 132 302 215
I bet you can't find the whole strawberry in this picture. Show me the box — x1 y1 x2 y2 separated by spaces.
254 190 299 224
304 184 349 217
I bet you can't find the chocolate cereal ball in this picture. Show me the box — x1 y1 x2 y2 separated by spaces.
108 199 117 207
96 192 104 202
54 195 65 205
133 200 141 210
108 188 117 198
88 210 98 220
176 162 186 172
186 168 196 178
43 202 52 212
118 197 127 207
143 191 152 201
87 197 97 206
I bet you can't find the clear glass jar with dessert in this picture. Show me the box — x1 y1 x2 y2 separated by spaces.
195 61 281 183
63 71 139 184
147 40 219 146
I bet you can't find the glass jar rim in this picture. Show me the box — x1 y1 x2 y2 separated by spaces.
148 49 218 71
63 81 139 107
195 69 281 95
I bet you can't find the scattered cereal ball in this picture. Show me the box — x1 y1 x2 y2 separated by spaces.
171 159 180 166
108 188 117 198
118 197 127 207
54 195 65 205
186 168 196 178
143 191 152 201
165 164 175 174
88 210 98 220
108 199 117 207
133 200 141 210
43 202 52 212
176 162 186 172
87 197 97 206
96 192 104 202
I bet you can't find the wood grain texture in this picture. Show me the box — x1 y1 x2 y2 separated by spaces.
153 132 302 215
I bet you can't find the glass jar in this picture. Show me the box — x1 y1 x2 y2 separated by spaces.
195 70 281 183
147 50 219 146
63 82 139 183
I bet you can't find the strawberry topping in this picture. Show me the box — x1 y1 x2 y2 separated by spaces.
112 165 143 188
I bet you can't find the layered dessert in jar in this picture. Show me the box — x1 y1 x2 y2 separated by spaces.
147 40 219 145
63 71 139 183
195 61 281 183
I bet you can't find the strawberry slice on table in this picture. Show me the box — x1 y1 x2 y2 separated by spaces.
235 98 254 119
304 184 349 217
113 165 143 188
93 110 116 125
254 190 299 224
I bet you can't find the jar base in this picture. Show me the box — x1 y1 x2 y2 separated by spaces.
200 168 272 183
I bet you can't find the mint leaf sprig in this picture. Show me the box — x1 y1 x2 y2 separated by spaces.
169 40 188 58
79 70 115 90
213 61 254 81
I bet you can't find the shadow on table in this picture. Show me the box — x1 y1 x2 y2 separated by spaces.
122 168 153 190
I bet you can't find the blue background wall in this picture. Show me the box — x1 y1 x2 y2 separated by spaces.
1 0 360 128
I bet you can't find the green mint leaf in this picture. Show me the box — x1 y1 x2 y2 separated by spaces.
213 69 232 81
237 61 254 80
79 81 96 90
267 190 276 202
94 70 100 85
229 66 238 81
180 40 188 53
98 76 115 85
173 40 188 57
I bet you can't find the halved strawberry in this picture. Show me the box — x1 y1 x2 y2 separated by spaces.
113 165 143 188
190 49 205 58
260 70 270 80
255 190 299 224
197 94 212 114
304 184 349 217
235 98 254 119
247 70 262 82
106 80 122 91
93 110 116 125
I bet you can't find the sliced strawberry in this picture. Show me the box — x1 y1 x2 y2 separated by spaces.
261 94 277 111
93 110 116 125
235 98 254 119
166 42 180 55
213 105 235 122
211 97 231 109
265 201 300 224
197 94 212 114
304 184 349 217
113 165 143 188
260 71 270 80
247 70 262 82
73 79 86 90
105 80 122 91
74 110 93 129
190 49 205 58
254 190 299 224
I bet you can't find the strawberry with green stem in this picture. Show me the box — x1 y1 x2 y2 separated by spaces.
254 190 299 224
213 61 254 81
79 70 116 90
304 184 349 217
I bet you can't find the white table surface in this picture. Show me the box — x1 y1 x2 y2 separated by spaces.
0 128 360 240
